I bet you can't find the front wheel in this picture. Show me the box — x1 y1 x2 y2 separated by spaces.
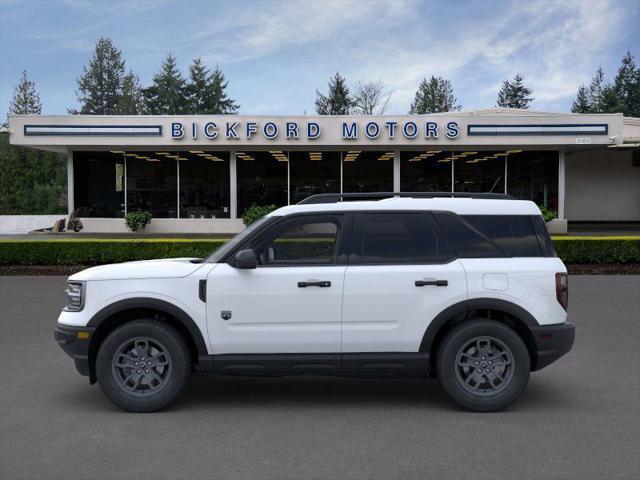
436 319 530 412
96 320 191 412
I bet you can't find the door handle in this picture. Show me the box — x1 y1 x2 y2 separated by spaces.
298 280 331 288
415 279 448 287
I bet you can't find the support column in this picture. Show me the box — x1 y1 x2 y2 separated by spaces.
558 149 566 220
230 150 237 219
393 150 401 192
66 149 74 216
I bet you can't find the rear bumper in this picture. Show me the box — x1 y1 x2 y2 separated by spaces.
530 321 575 371
54 324 95 377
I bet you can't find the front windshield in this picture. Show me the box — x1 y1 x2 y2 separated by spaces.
206 216 275 263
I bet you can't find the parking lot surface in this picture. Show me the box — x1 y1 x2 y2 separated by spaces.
1 275 639 480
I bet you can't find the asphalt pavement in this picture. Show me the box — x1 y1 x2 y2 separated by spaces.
1 275 639 480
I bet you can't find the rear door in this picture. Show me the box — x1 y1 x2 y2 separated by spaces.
341 212 467 353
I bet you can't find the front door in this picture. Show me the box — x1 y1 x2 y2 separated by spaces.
207 214 348 355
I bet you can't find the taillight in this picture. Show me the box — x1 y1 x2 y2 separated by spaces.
555 272 568 311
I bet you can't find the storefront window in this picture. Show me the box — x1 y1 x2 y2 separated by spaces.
178 151 230 218
73 151 125 217
454 151 506 193
237 150 288 216
289 151 340 203
401 150 452 192
507 150 558 210
126 152 177 218
343 150 393 193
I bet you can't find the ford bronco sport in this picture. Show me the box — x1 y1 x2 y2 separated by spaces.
55 192 574 412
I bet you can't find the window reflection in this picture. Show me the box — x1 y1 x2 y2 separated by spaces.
507 150 558 210
73 151 125 217
343 150 393 193
126 152 177 218
237 150 288 215
454 151 506 193
289 151 340 203
401 151 452 192
178 151 230 218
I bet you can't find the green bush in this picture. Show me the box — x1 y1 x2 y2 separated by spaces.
538 205 557 222
0 237 638 266
242 204 277 226
125 211 153 232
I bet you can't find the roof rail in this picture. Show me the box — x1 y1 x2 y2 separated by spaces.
297 192 516 205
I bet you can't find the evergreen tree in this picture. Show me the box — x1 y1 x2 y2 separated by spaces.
75 37 126 114
8 70 42 116
613 51 640 117
496 73 534 109
571 85 591 113
587 67 607 112
185 59 239 114
315 73 353 115
409 76 460 114
116 71 144 115
143 53 188 114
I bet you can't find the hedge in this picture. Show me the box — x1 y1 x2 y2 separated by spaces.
0 237 638 266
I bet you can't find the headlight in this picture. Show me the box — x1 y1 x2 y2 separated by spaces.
63 281 85 312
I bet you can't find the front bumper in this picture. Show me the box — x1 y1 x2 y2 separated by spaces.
530 321 575 371
54 324 95 377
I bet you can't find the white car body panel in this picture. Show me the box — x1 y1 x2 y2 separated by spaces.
68 258 202 281
341 262 467 352
206 263 346 354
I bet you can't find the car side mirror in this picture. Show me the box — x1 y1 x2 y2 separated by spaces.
233 249 257 269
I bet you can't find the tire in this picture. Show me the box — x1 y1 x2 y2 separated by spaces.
436 319 530 412
96 320 191 412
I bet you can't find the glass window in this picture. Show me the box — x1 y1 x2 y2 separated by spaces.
354 213 454 264
434 212 504 258
507 150 558 211
462 215 541 257
237 151 288 216
126 152 177 218
73 151 125 218
289 151 340 204
256 217 340 266
343 150 393 193
454 151 505 193
178 151 230 218
531 215 556 257
401 151 452 192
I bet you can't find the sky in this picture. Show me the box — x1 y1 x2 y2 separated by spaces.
0 0 638 117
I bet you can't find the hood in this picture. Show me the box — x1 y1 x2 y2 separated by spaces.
69 258 205 281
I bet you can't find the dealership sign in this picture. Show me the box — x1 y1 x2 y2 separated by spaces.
170 120 461 141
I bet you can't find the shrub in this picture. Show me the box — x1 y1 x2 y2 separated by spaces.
538 205 557 222
552 237 640 264
67 210 83 232
125 211 153 232
242 204 277 226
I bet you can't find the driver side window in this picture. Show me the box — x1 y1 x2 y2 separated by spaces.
255 217 340 266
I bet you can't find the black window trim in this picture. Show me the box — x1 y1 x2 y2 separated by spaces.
348 211 457 266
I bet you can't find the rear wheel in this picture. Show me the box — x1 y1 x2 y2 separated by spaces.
436 319 530 412
96 320 191 412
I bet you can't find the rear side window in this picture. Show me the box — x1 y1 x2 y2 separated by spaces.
353 213 455 264
433 212 504 258
531 215 556 257
462 215 541 257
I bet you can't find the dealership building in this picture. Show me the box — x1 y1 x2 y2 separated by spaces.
8 109 640 234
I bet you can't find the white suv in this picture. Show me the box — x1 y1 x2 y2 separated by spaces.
55 193 574 412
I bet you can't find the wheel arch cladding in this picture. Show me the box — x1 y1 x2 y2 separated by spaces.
421 298 539 371
86 298 207 383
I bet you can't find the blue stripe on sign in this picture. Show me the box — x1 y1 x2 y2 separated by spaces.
467 124 608 136
24 125 163 137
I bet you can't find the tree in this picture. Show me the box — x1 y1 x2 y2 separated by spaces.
74 37 126 114
496 73 534 109
571 85 591 113
143 53 188 114
315 73 353 115
409 76 460 114
353 80 391 114
8 70 42 117
613 51 640 117
185 59 239 114
587 67 608 112
116 71 144 115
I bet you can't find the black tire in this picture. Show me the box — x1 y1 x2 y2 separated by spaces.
436 319 530 412
96 320 191 412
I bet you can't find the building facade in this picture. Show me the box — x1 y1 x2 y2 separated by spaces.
8 109 640 233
